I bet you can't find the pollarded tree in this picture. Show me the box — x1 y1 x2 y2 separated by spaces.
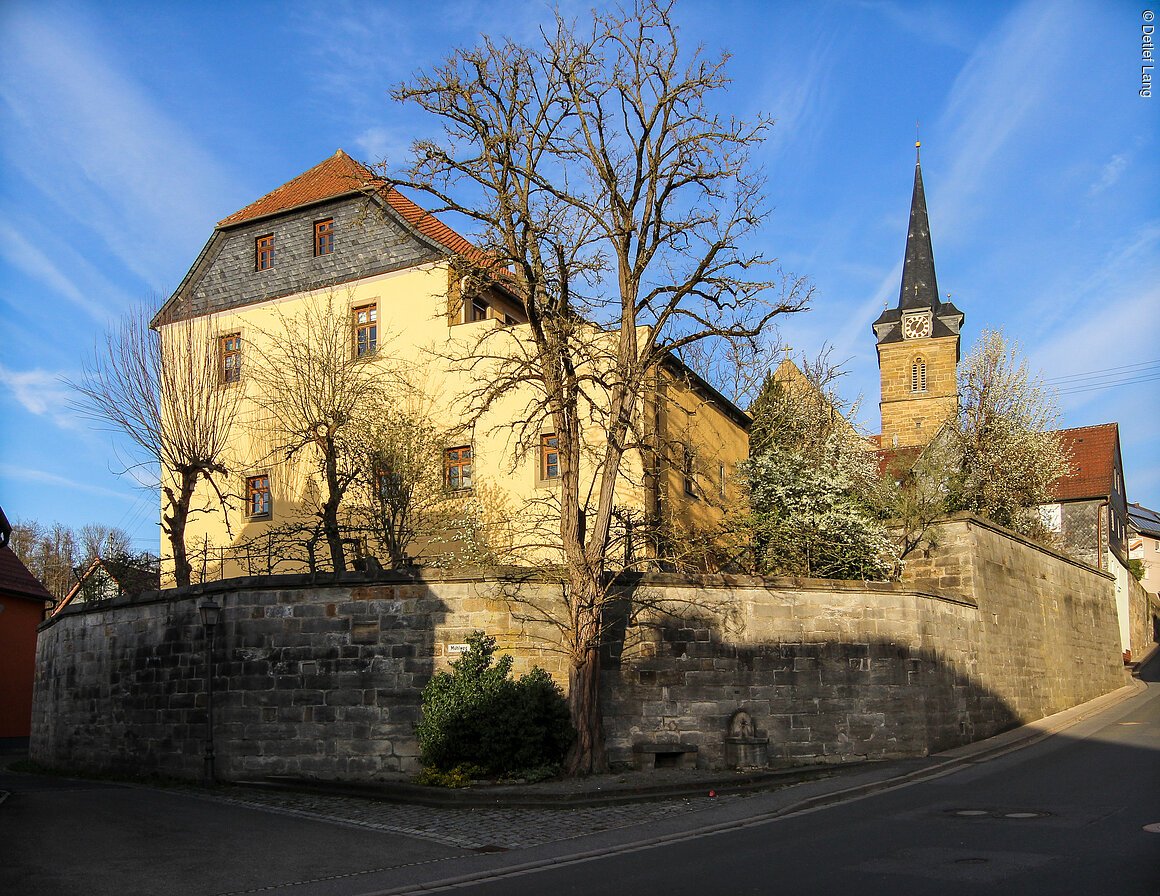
71 308 240 588
248 291 392 573
391 0 809 772
945 328 1070 536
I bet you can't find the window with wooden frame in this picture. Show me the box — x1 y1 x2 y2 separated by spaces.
314 218 334 256
540 433 560 481
444 445 473 491
256 234 275 270
469 297 490 322
353 303 377 357
219 333 242 384
246 474 271 518
682 445 697 498
910 356 927 393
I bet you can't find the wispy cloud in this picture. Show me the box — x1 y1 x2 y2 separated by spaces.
856 1 976 51
0 8 239 293
0 222 114 321
1088 153 1128 196
932 0 1078 233
0 463 136 503
0 365 78 429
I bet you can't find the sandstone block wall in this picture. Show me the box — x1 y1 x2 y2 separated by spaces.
31 517 1131 780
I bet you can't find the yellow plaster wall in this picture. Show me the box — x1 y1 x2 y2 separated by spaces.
159 260 748 583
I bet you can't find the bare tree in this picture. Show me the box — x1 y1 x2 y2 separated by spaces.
9 518 136 600
78 523 133 562
70 308 239 587
248 291 392 573
391 0 809 772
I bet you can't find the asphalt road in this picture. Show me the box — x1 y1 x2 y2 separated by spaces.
2 661 1156 896
0 773 463 895
406 664 1160 896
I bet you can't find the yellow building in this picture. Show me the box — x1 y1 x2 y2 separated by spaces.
872 145 964 450
152 151 748 581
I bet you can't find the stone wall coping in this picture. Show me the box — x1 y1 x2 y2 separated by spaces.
38 563 976 633
936 511 1116 581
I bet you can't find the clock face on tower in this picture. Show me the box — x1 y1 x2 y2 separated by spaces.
902 313 932 339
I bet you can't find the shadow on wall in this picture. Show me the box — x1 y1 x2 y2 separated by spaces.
602 608 1021 770
30 575 449 782
29 565 1132 781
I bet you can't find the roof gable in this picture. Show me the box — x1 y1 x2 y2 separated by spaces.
217 149 482 259
155 150 492 326
1050 423 1121 502
0 546 53 603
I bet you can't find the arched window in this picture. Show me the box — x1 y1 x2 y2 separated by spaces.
911 356 927 393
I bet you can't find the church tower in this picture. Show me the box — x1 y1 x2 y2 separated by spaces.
873 143 964 449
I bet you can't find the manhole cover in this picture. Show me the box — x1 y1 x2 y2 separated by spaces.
1143 823 1160 834
1003 811 1049 819
955 857 989 865
952 809 990 816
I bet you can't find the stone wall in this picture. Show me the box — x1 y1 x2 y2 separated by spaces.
31 516 1130 781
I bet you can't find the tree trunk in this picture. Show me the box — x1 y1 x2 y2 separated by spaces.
164 469 198 588
321 440 347 573
564 570 608 775
566 638 607 775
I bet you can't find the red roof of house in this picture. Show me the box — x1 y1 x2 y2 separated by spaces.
0 545 53 604
1050 423 1119 502
216 149 483 261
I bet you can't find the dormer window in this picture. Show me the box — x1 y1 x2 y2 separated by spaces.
256 234 275 270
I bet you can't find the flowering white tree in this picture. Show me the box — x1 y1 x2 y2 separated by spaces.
945 329 1070 537
740 353 894 580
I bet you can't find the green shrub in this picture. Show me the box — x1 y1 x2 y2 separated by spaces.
416 632 574 778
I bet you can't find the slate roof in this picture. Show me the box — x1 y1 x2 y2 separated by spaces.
1129 503 1160 539
1049 423 1121 502
871 146 964 347
217 149 483 261
898 146 939 312
0 545 53 604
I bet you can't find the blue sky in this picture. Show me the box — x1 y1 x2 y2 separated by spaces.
0 0 1156 555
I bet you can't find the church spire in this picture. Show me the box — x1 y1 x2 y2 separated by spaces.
897 141 939 311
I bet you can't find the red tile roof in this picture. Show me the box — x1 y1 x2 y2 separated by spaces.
0 545 53 603
1050 423 1119 502
216 149 485 261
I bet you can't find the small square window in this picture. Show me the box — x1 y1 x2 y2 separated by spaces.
256 234 275 270
314 219 334 256
470 298 490 322
246 474 271 518
540 433 559 481
219 333 242 384
445 446 473 490
353 303 377 357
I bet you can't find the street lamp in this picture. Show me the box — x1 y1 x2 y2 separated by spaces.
199 599 222 785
